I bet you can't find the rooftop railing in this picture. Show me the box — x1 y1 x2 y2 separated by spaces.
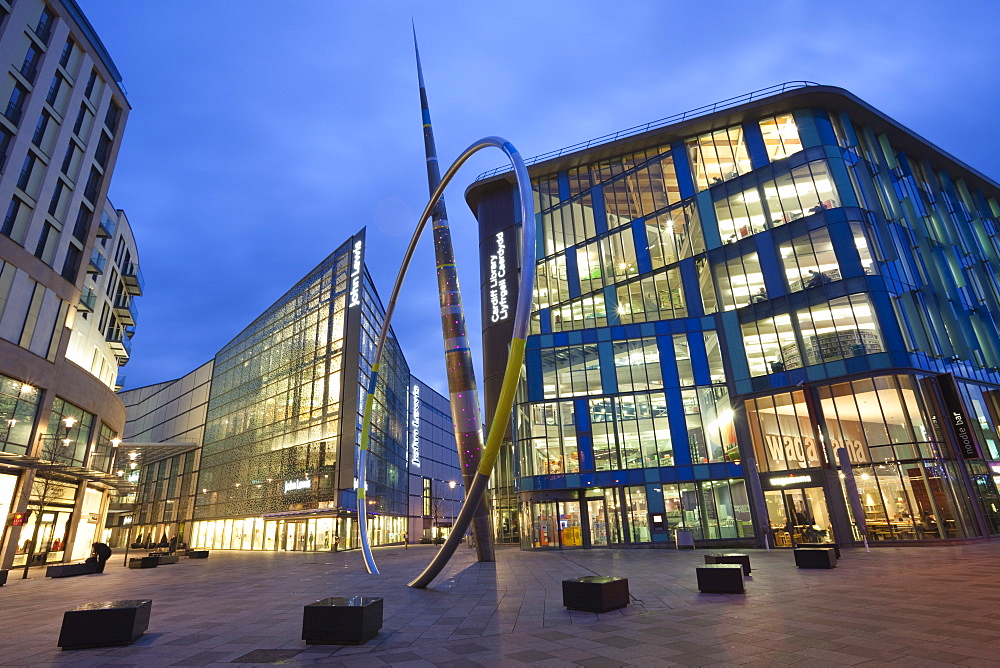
475 81 822 181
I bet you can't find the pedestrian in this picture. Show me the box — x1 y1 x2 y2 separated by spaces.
90 542 112 573
404 532 408 549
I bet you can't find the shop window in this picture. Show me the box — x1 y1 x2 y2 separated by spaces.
758 114 803 162
762 160 839 226
714 252 765 310
818 375 937 466
779 228 840 292
686 125 752 192
624 485 650 543
746 390 819 471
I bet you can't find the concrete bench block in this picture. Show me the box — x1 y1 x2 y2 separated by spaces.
794 547 837 569
696 564 745 594
796 542 841 559
562 576 630 612
46 563 95 578
58 599 152 649
302 596 383 645
704 552 751 575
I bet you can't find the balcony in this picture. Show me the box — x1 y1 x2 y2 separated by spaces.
79 287 97 313
88 250 106 274
121 262 144 296
106 325 132 359
113 294 138 326
97 213 116 238
114 374 125 392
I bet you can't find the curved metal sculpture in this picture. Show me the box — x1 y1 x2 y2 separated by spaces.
356 136 534 581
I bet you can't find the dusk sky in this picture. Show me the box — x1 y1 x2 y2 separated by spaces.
79 1 1000 397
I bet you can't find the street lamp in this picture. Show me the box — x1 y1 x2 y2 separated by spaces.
448 481 457 535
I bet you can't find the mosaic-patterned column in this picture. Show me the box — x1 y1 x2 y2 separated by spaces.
414 33 494 562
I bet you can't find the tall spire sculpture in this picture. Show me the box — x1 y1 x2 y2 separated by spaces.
414 31 494 562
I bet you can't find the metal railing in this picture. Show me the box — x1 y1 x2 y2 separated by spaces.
475 81 823 181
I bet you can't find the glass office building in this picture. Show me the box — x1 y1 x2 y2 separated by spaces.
469 83 1000 550
119 229 463 553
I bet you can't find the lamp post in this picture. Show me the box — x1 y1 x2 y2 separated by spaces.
448 481 457 538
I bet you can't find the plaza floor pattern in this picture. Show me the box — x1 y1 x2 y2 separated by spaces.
1 541 999 666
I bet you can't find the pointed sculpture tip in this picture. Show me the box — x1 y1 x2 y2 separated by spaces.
412 20 425 89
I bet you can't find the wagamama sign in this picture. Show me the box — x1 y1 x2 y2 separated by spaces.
489 232 509 323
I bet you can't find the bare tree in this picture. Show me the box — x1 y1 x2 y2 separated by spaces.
19 436 76 579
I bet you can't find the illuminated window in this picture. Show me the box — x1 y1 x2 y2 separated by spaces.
758 114 803 162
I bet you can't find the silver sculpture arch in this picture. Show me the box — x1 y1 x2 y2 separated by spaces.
356 136 534 586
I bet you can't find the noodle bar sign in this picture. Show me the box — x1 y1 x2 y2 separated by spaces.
936 373 981 460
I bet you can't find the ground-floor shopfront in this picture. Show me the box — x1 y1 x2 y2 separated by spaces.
1 470 109 568
127 512 410 553
519 477 755 549
747 372 1000 546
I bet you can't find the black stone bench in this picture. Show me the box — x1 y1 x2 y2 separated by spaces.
128 556 159 569
58 599 152 649
796 542 841 559
153 554 179 565
794 547 837 569
696 564 745 593
302 596 383 645
46 563 96 578
187 550 209 559
704 552 751 575
0 569 8 586
562 576 630 612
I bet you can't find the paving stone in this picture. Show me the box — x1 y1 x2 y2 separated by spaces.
3 544 1000 666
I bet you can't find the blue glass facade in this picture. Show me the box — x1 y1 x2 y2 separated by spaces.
472 85 1000 549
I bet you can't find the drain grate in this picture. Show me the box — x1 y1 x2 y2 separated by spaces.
230 649 303 664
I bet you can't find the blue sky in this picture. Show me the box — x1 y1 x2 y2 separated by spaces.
79 0 1000 396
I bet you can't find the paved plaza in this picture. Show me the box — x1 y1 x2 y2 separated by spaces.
1 541 999 666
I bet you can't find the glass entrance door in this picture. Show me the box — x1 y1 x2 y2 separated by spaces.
587 498 608 546
764 486 834 546
557 501 582 546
